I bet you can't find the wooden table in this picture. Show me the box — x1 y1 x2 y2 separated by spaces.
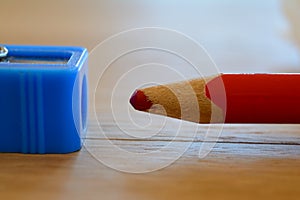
1 122 300 199
1 1 300 199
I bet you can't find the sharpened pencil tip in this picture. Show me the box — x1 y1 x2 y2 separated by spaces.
130 90 153 111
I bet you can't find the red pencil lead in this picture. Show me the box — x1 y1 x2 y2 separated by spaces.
130 90 153 111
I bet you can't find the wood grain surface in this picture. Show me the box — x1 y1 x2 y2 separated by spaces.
1 0 300 200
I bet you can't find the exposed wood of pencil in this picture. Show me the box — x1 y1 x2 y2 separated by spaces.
130 77 224 123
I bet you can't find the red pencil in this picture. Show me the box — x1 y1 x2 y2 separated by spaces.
130 74 300 123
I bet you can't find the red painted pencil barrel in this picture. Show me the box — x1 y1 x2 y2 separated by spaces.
205 74 300 123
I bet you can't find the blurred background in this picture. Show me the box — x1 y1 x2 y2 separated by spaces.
1 0 299 73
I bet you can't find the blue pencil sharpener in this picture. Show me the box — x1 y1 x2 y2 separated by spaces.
0 45 88 153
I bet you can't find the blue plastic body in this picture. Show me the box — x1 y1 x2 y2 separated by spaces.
0 45 88 153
